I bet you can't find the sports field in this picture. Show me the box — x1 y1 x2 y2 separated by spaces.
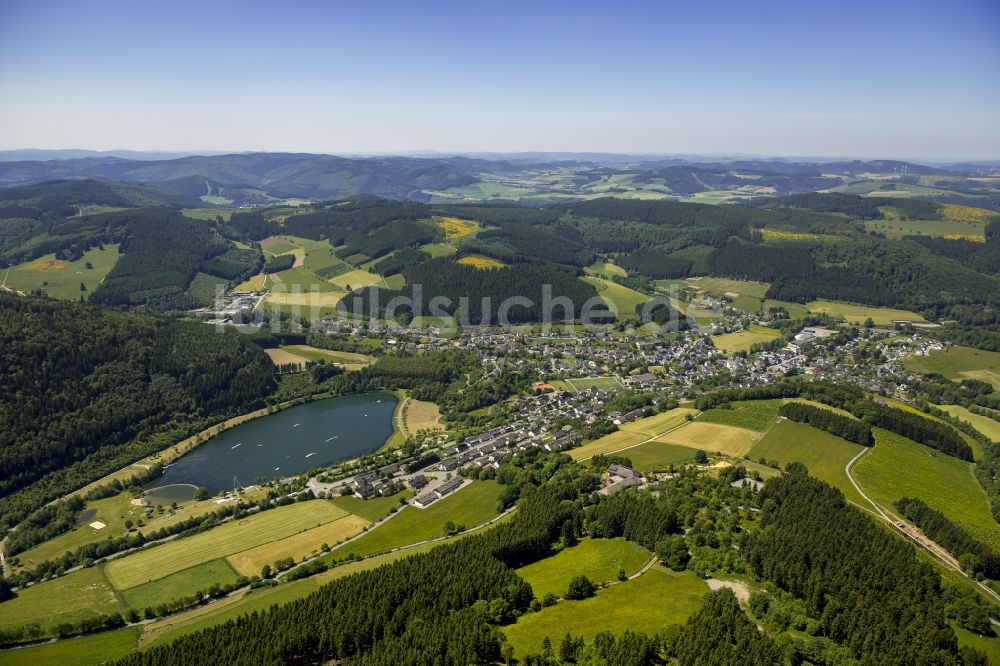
904 346 1000 391
937 405 1000 443
656 422 759 457
619 407 699 437
227 514 369 576
119 559 241 610
2 245 120 300
581 276 650 317
805 299 925 325
747 420 866 506
623 440 699 471
104 501 351 589
852 429 1000 550
712 325 782 354
697 400 781 432
326 481 503 559
516 538 651 599
502 567 707 657
0 566 124 637
565 376 623 392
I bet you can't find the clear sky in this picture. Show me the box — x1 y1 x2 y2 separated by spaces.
1 0 998 159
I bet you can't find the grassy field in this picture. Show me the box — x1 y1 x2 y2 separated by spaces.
712 325 782 354
328 268 384 290
0 626 142 666
581 276 650 317
937 405 1000 443
330 494 406 523
852 429 1000 550
119 559 240 610
864 218 986 241
569 430 650 461
420 242 458 258
657 422 760 457
565 376 623 392
399 396 443 437
696 400 781 432
904 346 1000 391
516 538 651 599
623 440 699 471
502 567 707 657
104 501 350 589
805 299 925 325
227 514 369 576
747 420 866 506
279 344 374 369
2 245 120 300
14 492 146 570
0 567 124 637
456 255 506 270
584 261 627 279
326 481 503 559
619 407 700 437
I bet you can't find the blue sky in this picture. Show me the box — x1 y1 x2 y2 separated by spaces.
0 0 998 159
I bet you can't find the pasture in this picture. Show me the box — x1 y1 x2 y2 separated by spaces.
456 255 506 270
0 626 142 666
226 514 369 576
620 440 698 471
516 538 652 599
712 325 782 354
569 430 649 461
619 407 699 437
903 346 1000 391
656 422 759 457
327 481 503 559
2 245 120 300
852 429 1000 550
502 567 707 657
937 405 1000 443
581 276 650 316
747 420 866 506
697 399 781 432
104 501 351 589
119 559 241 610
805 299 925 325
0 567 124 638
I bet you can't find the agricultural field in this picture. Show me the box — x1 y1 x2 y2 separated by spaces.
903 346 1000 391
226 514 369 576
581 276 650 316
805 299 925 325
279 345 374 369
619 407 700 437
712 325 783 354
0 566 124 638
620 440 698 472
104 501 351 589
937 405 1000 443
0 626 142 666
502 567 708 657
234 272 268 292
656 422 760 457
569 430 650 462
327 268 384 290
564 376 624 392
515 538 652 599
261 290 345 318
685 277 770 301
696 400 781 432
326 481 503 559
852 429 1000 550
2 245 120 300
119 559 241 610
265 347 308 367
435 216 479 240
747 420 867 506
456 255 505 270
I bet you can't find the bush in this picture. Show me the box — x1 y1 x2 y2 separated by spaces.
565 575 597 600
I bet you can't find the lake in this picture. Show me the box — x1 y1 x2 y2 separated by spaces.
147 392 397 494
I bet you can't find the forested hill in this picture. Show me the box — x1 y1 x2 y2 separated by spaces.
0 294 276 528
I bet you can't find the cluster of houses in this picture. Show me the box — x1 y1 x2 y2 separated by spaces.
600 463 646 495
412 475 465 508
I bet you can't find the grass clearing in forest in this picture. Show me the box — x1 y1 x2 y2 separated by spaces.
3 245 120 300
502 567 707 657
516 538 652 599
457 255 506 270
852 429 1000 550
435 216 479 240
104 501 350 589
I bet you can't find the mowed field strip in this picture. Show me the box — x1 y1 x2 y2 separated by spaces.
104 501 350 589
655 421 760 457
227 514 369 576
570 407 698 461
